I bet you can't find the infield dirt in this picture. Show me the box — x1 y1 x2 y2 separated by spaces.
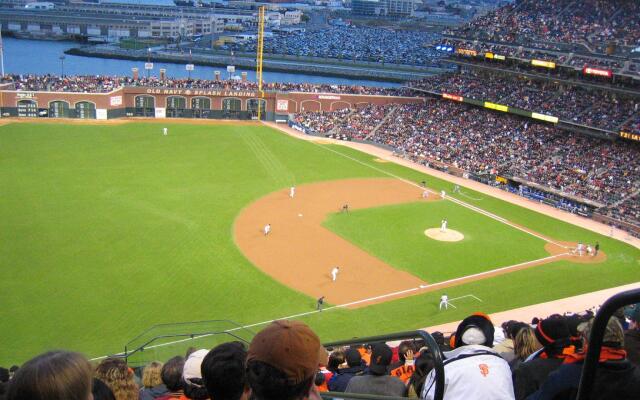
234 178 605 308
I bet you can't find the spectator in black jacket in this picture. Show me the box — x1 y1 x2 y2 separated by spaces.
513 315 574 400
527 316 640 400
327 347 364 392
625 304 640 365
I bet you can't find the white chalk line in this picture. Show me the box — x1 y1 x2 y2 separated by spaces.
313 143 569 249
89 253 564 362
89 139 567 361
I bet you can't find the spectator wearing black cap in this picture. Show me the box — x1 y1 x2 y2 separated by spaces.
513 315 574 400
422 313 515 400
527 316 640 400
625 304 640 365
327 347 365 392
344 343 405 397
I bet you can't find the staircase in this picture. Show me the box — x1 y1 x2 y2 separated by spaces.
365 105 398 140
327 109 355 136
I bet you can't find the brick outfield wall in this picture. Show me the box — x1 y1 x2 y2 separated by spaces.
0 87 424 120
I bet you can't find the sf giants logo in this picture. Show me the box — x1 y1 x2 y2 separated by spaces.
479 364 489 377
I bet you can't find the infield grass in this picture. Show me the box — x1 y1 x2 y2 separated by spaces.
1 121 638 365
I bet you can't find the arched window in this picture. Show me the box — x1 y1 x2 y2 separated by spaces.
17 99 38 117
49 101 70 118
166 96 187 118
247 98 266 119
222 98 242 119
134 95 155 117
191 97 211 118
75 102 96 119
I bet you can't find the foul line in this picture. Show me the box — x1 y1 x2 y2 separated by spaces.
311 142 568 249
89 253 564 361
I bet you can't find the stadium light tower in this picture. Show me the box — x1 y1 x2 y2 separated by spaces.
0 29 4 77
256 5 265 120
59 55 65 77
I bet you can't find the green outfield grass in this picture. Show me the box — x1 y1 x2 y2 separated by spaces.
324 201 549 282
1 121 638 365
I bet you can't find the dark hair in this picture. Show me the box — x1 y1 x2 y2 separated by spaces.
92 378 116 400
0 367 9 383
398 341 416 363
327 351 344 372
161 356 185 392
201 342 247 400
183 377 209 400
6 351 92 400
246 360 314 400
407 351 435 397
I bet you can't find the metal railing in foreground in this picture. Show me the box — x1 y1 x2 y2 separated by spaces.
320 330 445 400
576 287 640 400
123 319 256 367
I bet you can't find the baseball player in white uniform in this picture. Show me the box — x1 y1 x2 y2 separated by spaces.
331 266 340 282
263 223 271 236
290 186 295 198
441 190 446 199
422 190 429 199
163 127 168 136
440 218 448 233
439 294 449 310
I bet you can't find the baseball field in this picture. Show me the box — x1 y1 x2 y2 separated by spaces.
1 120 638 365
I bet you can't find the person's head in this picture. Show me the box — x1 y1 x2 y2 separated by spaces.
182 349 209 400
454 314 495 348
344 347 362 368
94 357 138 400
327 351 344 372
92 378 116 400
141 361 163 389
246 320 326 400
8 366 18 380
368 343 393 376
579 317 625 349
6 350 92 400
161 356 185 392
626 304 640 330
397 341 416 363
201 341 248 400
535 316 571 356
514 327 542 361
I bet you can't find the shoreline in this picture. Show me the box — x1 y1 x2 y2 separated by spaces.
65 46 442 83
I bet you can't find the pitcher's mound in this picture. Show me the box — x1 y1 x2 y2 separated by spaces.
424 228 465 242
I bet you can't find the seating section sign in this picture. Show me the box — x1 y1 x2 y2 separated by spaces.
276 99 288 112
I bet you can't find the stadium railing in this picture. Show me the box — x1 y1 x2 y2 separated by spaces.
576 287 640 400
123 319 256 367
320 330 445 400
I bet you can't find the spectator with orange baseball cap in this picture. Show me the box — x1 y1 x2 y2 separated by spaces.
246 320 326 400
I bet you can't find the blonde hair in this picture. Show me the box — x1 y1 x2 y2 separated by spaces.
95 358 139 400
514 327 542 361
142 361 163 388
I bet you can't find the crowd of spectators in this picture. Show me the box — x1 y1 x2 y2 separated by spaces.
447 0 640 49
231 26 444 67
3 305 640 400
2 72 637 135
0 74 403 96
293 99 640 227
408 70 639 132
